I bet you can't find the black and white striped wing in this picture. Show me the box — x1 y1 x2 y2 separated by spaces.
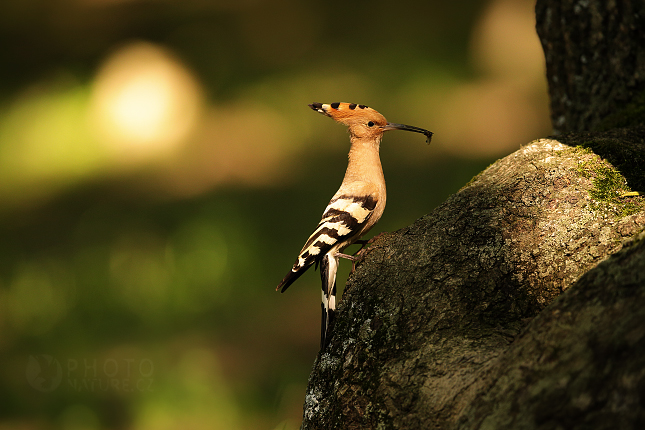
276 194 377 293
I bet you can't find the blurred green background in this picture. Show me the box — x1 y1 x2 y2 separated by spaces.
0 0 550 428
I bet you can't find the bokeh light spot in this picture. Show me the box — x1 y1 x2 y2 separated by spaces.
90 41 203 162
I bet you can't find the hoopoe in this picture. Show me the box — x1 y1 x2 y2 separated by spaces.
276 102 432 349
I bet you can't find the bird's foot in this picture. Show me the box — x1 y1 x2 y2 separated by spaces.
337 232 388 274
335 252 360 274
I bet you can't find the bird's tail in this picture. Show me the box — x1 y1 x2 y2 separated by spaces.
320 253 338 350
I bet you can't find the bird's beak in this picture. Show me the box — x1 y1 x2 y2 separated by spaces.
383 123 433 144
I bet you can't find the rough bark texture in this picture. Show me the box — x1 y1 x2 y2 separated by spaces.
536 0 645 133
457 232 645 430
300 0 645 428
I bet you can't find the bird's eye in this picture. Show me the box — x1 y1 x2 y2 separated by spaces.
367 121 375 127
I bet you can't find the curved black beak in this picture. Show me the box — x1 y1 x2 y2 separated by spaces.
383 122 433 144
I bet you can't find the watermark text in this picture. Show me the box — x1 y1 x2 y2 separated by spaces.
26 355 154 393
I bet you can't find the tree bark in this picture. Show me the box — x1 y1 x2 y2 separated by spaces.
536 0 645 133
300 1 645 428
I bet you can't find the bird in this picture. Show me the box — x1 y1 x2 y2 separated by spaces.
276 102 433 350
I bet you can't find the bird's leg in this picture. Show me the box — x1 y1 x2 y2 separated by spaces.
336 252 357 261
337 232 389 274
335 252 359 273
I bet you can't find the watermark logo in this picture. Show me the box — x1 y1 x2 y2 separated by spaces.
26 356 154 393
26 355 63 392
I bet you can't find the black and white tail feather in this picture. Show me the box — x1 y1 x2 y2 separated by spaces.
276 193 377 349
319 254 338 349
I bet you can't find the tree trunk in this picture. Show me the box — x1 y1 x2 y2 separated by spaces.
300 1 645 429
536 0 645 133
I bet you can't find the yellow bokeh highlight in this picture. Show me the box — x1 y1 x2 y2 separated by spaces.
90 41 203 162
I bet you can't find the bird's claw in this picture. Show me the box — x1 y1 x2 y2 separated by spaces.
338 232 388 274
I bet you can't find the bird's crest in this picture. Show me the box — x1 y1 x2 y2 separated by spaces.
309 102 387 128
308 102 433 143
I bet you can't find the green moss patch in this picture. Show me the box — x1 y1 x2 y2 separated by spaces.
574 145 644 216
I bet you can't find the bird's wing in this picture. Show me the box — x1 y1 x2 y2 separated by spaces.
276 182 379 292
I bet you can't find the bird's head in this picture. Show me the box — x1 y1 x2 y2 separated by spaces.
309 102 433 143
